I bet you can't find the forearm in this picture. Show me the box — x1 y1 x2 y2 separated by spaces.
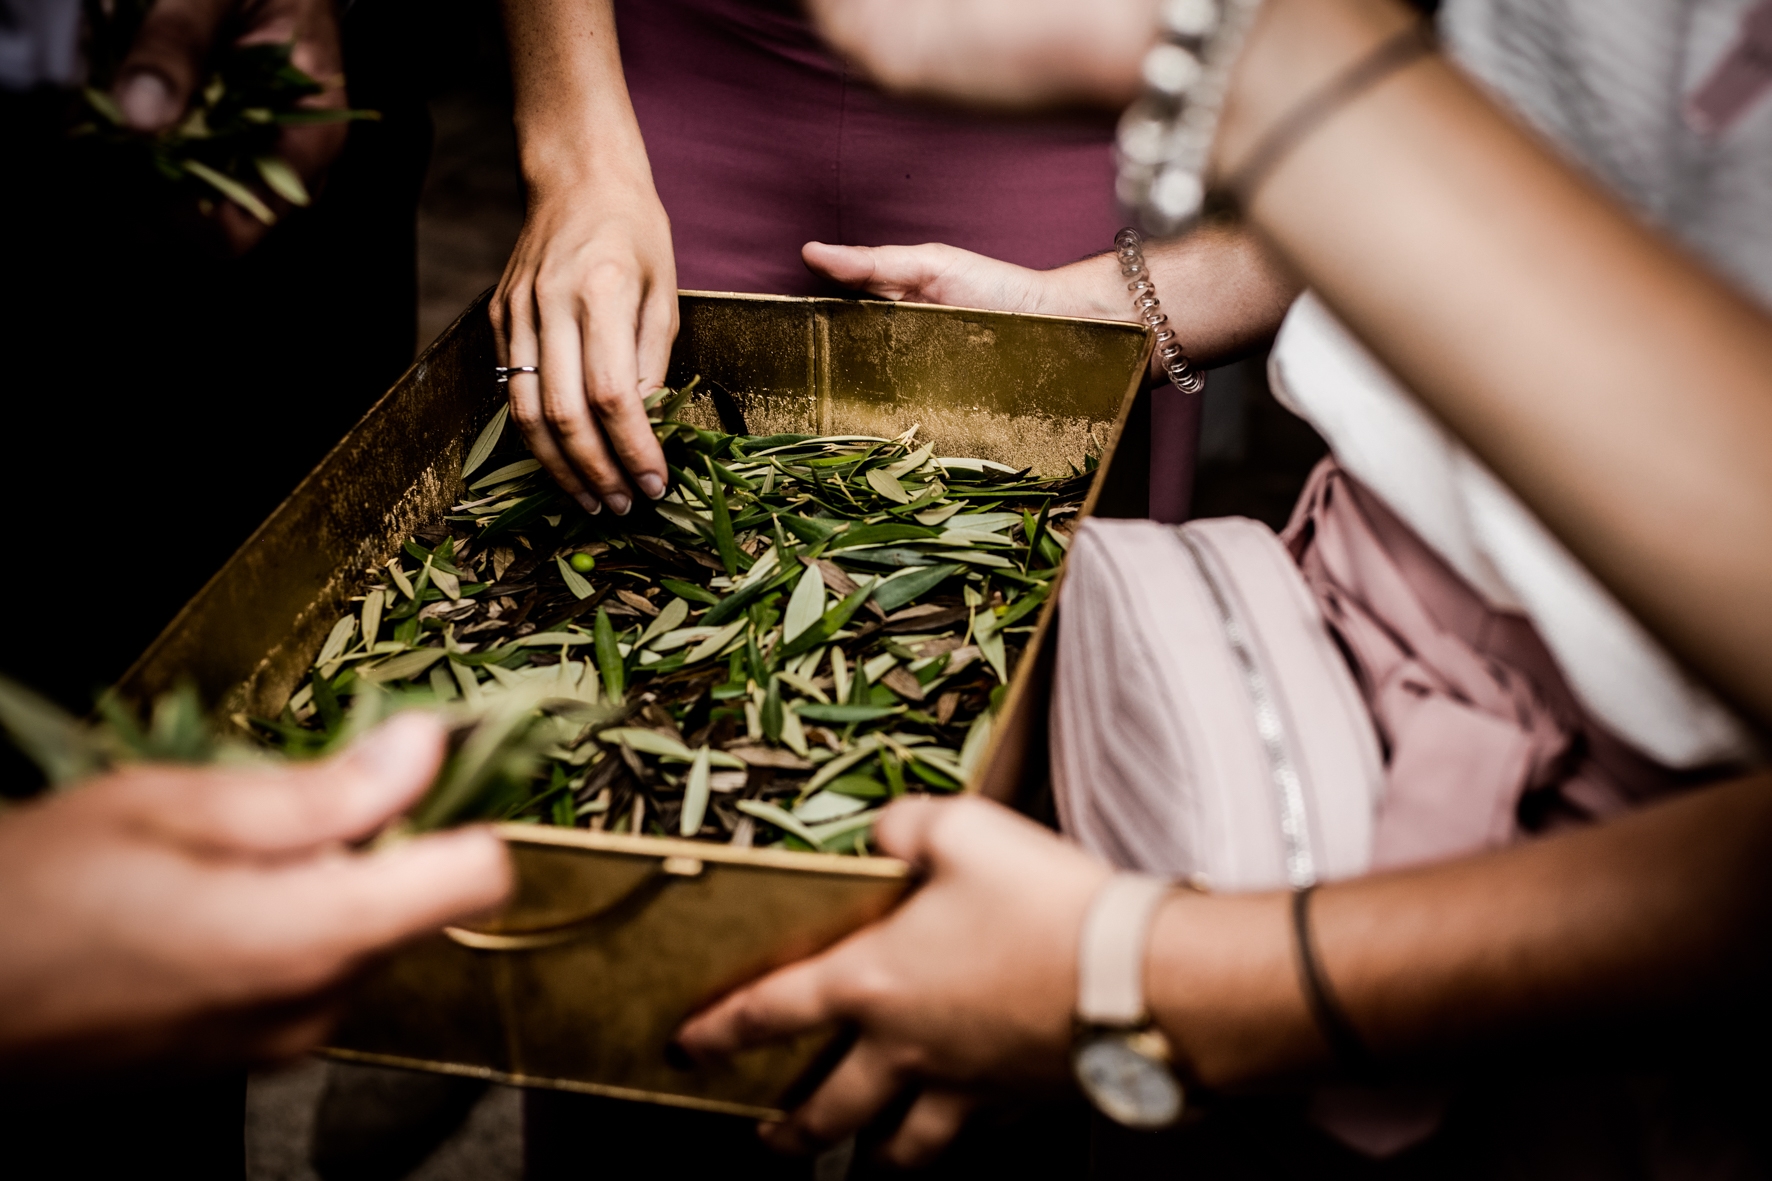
1036 224 1298 366
501 0 651 196
1150 772 1772 1088
1217 0 1772 721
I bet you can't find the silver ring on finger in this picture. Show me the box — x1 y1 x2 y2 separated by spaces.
494 365 540 385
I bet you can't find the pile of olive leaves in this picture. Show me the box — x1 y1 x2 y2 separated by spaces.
264 381 1090 854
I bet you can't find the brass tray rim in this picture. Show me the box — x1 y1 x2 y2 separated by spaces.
678 287 1149 334
492 821 912 878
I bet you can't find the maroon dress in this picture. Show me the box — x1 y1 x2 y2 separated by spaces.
615 0 1121 293
612 0 1200 521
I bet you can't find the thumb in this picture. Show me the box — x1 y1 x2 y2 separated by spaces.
111 712 449 855
114 0 235 131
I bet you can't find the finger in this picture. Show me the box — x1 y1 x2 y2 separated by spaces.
519 374 605 515
537 285 633 514
271 0 348 192
869 793 952 865
578 275 665 514
269 0 344 81
881 1088 978 1169
115 713 447 854
114 0 234 131
214 826 513 1000
677 949 846 1058
500 276 601 515
803 242 886 291
761 1039 909 1155
628 283 679 501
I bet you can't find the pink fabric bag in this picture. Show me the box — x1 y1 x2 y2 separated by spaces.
1051 515 1383 891
1051 460 1707 1157
1049 508 1493 1156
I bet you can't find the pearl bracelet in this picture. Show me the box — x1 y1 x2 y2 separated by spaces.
1116 0 1270 237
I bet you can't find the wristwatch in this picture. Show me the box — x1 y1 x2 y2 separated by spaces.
1072 873 1185 1129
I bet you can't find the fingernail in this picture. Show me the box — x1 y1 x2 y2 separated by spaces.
638 473 666 500
117 72 178 130
351 712 443 782
575 492 602 516
606 492 632 516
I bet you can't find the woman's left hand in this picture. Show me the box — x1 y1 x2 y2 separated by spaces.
676 796 1110 1165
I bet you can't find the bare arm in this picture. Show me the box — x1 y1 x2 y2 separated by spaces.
1216 0 1772 724
803 221 1298 370
679 774 1772 1161
493 0 675 518
1152 770 1772 1088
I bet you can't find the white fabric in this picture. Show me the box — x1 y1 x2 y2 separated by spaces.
1266 0 1770 769
1441 0 1772 307
1271 297 1756 769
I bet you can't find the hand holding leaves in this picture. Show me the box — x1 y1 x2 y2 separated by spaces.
78 0 377 252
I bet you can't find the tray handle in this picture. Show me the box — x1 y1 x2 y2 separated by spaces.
443 855 704 952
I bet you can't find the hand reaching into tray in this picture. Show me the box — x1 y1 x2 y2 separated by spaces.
0 714 511 1075
492 0 676 520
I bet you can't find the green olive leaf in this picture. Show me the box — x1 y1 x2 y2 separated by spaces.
680 746 712 836
782 560 826 641
462 404 510 479
555 554 594 600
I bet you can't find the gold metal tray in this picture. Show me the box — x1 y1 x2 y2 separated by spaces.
119 291 1152 1118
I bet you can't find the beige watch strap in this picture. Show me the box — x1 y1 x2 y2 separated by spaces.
1076 873 1173 1026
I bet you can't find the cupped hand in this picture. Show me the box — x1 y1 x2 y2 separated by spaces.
806 0 1157 109
677 796 1111 1166
0 713 512 1076
492 180 677 517
114 0 351 253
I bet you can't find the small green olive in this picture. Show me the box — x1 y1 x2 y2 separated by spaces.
569 552 597 573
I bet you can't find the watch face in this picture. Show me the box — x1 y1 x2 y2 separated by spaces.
1074 1033 1185 1129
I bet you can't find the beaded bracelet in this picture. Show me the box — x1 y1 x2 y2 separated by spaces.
1115 227 1204 394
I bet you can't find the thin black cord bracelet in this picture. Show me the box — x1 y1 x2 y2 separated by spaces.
1292 885 1378 1079
1215 21 1438 214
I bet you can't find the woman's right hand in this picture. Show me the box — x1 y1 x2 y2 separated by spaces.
491 171 677 518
